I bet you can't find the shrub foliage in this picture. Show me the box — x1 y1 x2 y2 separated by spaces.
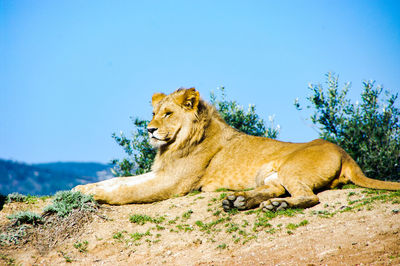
295 73 400 181
43 191 98 217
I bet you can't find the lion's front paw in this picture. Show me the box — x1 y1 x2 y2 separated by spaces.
222 193 247 211
260 199 288 212
72 184 98 195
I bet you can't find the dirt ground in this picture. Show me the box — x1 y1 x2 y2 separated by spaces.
1 188 400 265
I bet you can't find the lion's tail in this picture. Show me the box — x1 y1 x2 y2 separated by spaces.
343 155 400 190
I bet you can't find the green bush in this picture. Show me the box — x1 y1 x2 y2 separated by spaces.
43 191 98 217
295 73 400 181
6 193 27 203
7 211 43 226
210 87 280 138
0 225 29 246
111 87 280 176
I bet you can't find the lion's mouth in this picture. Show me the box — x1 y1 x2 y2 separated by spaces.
151 136 169 141
150 133 170 142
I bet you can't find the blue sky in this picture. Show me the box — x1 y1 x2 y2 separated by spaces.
1 0 399 164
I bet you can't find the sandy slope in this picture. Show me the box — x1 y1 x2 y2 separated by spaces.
1 188 399 265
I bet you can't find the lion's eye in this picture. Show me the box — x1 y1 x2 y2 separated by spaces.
152 112 155 117
164 112 173 117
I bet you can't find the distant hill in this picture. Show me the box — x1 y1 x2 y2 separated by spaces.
0 159 113 196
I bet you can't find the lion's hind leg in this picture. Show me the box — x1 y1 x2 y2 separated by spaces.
260 182 319 212
222 176 286 211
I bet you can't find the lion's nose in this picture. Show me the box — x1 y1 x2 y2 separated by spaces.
147 127 157 134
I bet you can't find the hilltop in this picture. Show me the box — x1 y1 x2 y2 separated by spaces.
0 187 399 265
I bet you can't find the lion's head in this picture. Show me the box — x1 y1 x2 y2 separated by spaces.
147 88 201 149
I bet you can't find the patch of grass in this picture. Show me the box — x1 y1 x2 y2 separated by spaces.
155 224 165 230
311 189 400 218
219 193 227 200
251 208 304 231
213 210 222 216
389 253 400 259
168 216 179 224
225 222 239 233
43 191 98 217
215 188 229 192
7 211 43 225
6 193 27 203
253 217 272 232
187 190 201 196
73 240 88 253
129 214 165 225
311 210 334 218
194 196 205 201
226 208 239 215
241 219 249 228
217 243 227 249
130 230 151 242
0 225 29 246
6 193 49 204
345 190 400 212
262 208 304 219
341 184 361 189
286 220 309 230
0 253 15 265
182 209 193 220
195 217 228 233
113 231 125 241
59 251 72 263
265 228 277 234
347 191 357 197
176 224 193 232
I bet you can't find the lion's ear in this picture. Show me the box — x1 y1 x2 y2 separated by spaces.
152 93 166 107
176 88 200 110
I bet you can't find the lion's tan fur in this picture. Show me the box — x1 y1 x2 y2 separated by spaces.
75 88 400 209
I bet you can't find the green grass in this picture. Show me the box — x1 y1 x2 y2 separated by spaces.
59 251 72 263
0 225 29 246
7 211 43 226
130 230 151 242
311 189 400 218
217 243 227 249
187 190 201 196
73 240 89 253
112 231 125 241
182 209 193 220
43 191 98 217
0 253 16 265
341 184 361 189
286 220 309 230
129 214 165 225
6 193 50 204
219 193 227 200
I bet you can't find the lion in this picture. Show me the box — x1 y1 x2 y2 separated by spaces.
74 88 400 211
